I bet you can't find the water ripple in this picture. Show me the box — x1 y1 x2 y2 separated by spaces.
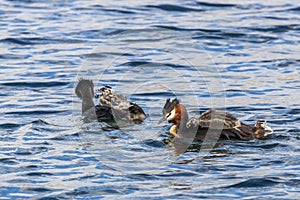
225 178 280 188
0 0 299 199
1 81 69 88
145 4 204 12
0 37 85 45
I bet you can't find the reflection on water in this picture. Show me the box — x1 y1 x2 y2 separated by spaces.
0 0 299 199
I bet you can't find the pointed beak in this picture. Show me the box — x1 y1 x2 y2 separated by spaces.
158 116 166 124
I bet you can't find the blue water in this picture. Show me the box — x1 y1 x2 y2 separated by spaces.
1 0 300 199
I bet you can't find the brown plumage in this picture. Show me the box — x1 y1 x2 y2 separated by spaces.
159 98 273 141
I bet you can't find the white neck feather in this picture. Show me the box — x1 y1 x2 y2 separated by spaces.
167 109 176 121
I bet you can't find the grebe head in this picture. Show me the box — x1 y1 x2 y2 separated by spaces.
158 98 179 123
159 98 188 125
254 120 273 137
99 85 113 96
75 79 94 99
97 85 114 106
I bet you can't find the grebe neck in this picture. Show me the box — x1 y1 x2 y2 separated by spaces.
176 104 189 125
171 104 189 136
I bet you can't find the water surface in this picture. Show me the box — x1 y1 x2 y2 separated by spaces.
0 0 299 199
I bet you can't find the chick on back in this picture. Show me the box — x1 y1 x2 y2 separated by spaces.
75 79 146 125
98 86 131 110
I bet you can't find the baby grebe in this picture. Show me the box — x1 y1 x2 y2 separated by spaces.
75 79 146 124
159 98 273 141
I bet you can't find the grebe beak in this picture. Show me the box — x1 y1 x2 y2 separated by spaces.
158 116 166 124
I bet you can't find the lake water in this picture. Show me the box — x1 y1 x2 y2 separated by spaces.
0 0 299 199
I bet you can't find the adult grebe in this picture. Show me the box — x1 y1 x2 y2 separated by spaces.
159 98 273 141
75 79 146 124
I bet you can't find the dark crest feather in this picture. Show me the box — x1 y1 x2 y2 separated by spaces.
162 98 179 115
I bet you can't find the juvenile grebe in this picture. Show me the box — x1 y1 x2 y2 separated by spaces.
75 79 146 124
159 98 273 141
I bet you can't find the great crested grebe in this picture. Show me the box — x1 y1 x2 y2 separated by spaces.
75 79 146 124
159 98 273 141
